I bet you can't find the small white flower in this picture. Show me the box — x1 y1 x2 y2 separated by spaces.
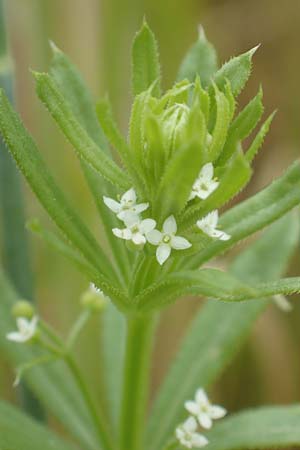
6 316 38 343
196 210 230 241
146 215 192 265
189 163 219 201
176 417 208 448
103 188 149 222
185 388 227 429
113 216 156 246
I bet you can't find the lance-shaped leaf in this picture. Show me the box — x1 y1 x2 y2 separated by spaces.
208 84 231 161
177 26 218 85
34 71 130 190
0 401 77 450
205 405 300 450
246 111 276 162
132 20 160 97
153 107 206 220
136 268 257 311
213 45 259 97
0 270 99 450
49 45 132 283
0 90 116 283
146 213 299 450
180 152 252 230
187 160 300 269
218 86 264 164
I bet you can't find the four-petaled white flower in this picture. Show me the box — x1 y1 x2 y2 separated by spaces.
6 316 38 343
113 216 156 246
103 188 149 222
176 417 208 449
196 210 230 241
185 388 227 429
146 215 192 265
189 163 219 201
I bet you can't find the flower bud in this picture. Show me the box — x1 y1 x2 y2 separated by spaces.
12 300 35 319
80 284 109 312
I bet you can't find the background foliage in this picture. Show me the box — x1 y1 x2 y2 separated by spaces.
1 0 300 440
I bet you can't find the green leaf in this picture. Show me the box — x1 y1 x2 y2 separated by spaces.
132 20 160 97
146 213 299 450
177 26 218 85
0 89 116 283
0 401 77 450
205 405 300 450
136 268 257 311
102 302 126 429
49 45 132 284
154 107 206 220
180 152 252 230
246 111 276 162
218 87 264 164
188 160 300 269
213 45 259 96
0 270 99 450
34 71 130 190
208 84 231 161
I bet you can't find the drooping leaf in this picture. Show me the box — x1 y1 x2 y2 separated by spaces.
213 45 259 97
188 160 300 269
132 20 160 97
205 405 300 450
34 72 130 190
0 89 116 283
0 401 77 450
146 213 299 450
177 27 218 85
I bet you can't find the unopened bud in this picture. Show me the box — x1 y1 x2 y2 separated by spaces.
80 284 109 312
12 300 35 319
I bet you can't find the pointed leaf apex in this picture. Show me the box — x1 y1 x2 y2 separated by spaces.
198 25 207 42
49 40 61 54
248 43 261 58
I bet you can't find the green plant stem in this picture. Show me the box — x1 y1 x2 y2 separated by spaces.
119 313 158 450
65 354 115 450
66 309 91 349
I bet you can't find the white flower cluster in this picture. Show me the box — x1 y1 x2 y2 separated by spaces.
175 388 226 448
104 163 230 265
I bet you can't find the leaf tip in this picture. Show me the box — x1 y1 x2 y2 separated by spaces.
248 43 261 58
49 40 61 55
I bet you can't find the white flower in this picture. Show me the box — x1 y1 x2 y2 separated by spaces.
176 417 208 448
6 316 38 343
196 210 230 241
103 188 149 222
113 216 156 246
189 163 219 201
146 215 192 265
185 388 227 429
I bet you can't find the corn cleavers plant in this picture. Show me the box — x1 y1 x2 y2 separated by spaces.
1 20 300 450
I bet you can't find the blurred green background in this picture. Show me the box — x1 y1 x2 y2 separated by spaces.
1 0 300 429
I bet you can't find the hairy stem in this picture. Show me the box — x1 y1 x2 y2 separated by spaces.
119 313 158 450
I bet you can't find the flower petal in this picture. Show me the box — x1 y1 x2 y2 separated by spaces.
120 211 140 226
140 219 156 234
163 215 177 234
122 187 136 204
182 416 198 432
156 244 171 265
207 210 219 228
132 233 146 245
200 162 213 181
195 388 209 405
112 228 132 240
191 433 209 448
171 236 192 250
6 331 25 342
134 203 149 214
146 229 162 246
103 196 121 213
209 405 227 419
185 400 200 416
198 412 212 430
